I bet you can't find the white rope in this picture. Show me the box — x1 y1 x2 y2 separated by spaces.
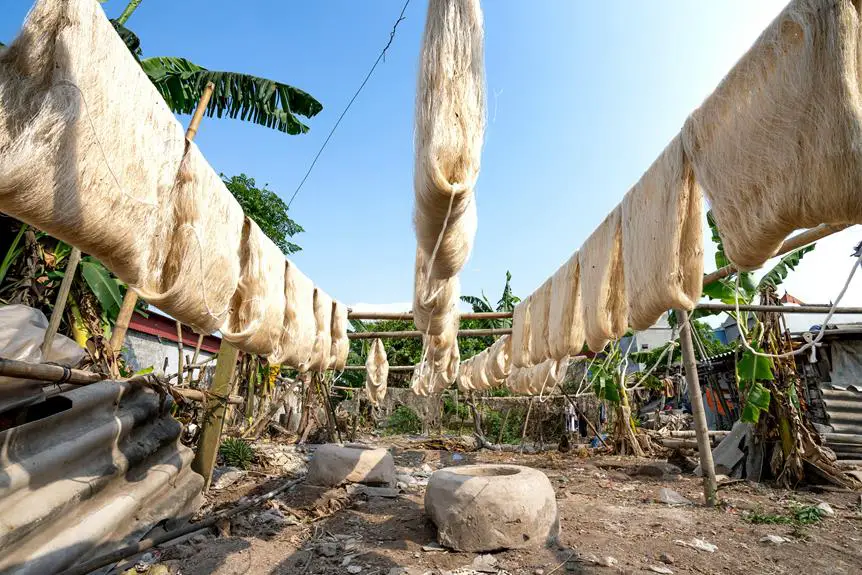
734 250 862 359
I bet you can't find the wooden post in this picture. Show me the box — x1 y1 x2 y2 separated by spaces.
191 340 239 490
678 309 717 506
109 82 216 361
41 247 81 360
175 321 185 387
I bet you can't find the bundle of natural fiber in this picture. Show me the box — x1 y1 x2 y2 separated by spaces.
457 357 474 393
510 296 533 368
528 278 553 365
365 338 388 406
548 253 584 360
272 260 316 371
329 300 349 371
487 335 512 382
470 350 492 391
580 206 628 352
413 247 461 336
219 218 286 356
622 135 704 330
0 0 188 288
681 0 862 270
505 366 528 395
414 0 485 280
527 357 568 395
309 288 333 372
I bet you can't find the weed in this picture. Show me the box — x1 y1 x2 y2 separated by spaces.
219 437 255 470
385 405 422 435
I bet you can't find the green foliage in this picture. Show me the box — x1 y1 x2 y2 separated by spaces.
745 509 792 525
442 396 469 420
590 345 624 404
745 505 824 526
737 346 774 424
219 437 255 469
483 408 524 444
110 19 141 60
0 224 27 286
757 244 816 291
385 406 422 435
80 257 123 319
792 505 825 525
141 57 322 135
222 174 303 255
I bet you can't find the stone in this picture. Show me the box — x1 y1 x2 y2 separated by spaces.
471 554 499 573
648 566 674 574
306 444 395 487
760 534 790 545
657 488 692 506
422 542 447 552
347 566 362 574
816 502 835 517
534 570 545 575
659 552 675 564
425 464 559 552
673 538 717 553
316 542 338 557
597 556 617 567
631 462 682 479
211 466 246 490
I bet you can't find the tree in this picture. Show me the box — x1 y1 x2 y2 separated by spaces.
460 271 520 359
109 0 322 135
222 174 303 255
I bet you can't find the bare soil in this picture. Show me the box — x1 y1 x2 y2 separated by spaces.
167 443 862 575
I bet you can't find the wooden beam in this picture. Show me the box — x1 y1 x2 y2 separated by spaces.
678 309 717 506
703 224 849 286
697 302 862 314
349 328 511 340
192 340 239 490
347 310 513 321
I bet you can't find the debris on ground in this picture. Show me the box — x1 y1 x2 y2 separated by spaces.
657 487 692 506
673 538 717 553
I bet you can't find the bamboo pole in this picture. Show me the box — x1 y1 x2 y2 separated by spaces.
0 357 104 385
347 310 513 321
702 224 849 285
40 247 81 360
109 82 216 359
349 328 511 340
172 387 243 406
175 321 185 387
191 340 239 490
678 309 717 506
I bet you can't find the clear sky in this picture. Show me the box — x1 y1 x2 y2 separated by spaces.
3 0 860 319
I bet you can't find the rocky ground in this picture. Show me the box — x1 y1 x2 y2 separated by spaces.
142 439 862 575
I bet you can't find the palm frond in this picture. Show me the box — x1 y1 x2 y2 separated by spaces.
460 295 493 313
758 244 815 292
140 56 323 135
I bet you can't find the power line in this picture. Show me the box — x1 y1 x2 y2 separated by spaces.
287 0 411 208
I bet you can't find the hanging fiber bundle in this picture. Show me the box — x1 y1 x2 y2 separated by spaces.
365 338 388 406
470 350 492 391
548 253 584 360
510 296 533 368
487 335 512 382
0 0 189 288
414 0 486 279
580 206 628 352
527 357 568 395
505 366 529 395
413 246 461 335
309 288 333 372
681 0 862 270
219 218 286 356
329 300 349 371
621 135 704 330
272 260 316 371
457 357 474 393
528 278 553 365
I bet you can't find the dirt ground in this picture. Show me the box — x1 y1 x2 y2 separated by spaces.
161 441 862 575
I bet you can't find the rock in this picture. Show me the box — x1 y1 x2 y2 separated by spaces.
631 462 682 479
167 544 195 560
659 552 675 565
534 570 545 575
211 466 246 490
658 488 692 506
471 554 499 573
597 556 617 567
306 444 395 487
673 538 717 553
760 534 790 545
578 553 599 564
347 566 362 574
360 486 401 498
816 502 835 517
316 542 338 557
422 542 447 552
648 566 674 574
425 464 559 552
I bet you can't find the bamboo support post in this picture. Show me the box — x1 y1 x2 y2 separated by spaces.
497 408 511 445
191 340 239 490
349 328 511 340
347 310 513 321
41 247 81 360
191 334 204 369
0 357 104 385
109 82 216 361
175 321 185 387
678 309 717 506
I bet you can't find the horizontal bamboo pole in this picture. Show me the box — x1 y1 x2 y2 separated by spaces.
341 365 419 372
702 224 850 285
0 358 105 385
697 302 862 314
347 310 513 321
170 387 243 406
348 328 511 340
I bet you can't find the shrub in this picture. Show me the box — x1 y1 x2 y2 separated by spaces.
219 437 255 469
386 405 422 435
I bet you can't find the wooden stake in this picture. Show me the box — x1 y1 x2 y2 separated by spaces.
41 247 81 361
191 340 239 490
175 321 185 387
678 309 717 506
109 82 216 362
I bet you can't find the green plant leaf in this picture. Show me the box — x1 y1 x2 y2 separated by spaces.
757 244 816 291
110 19 142 60
707 210 730 269
0 224 27 286
747 381 772 410
141 57 323 135
741 403 761 424
80 259 123 319
132 366 154 376
737 349 774 382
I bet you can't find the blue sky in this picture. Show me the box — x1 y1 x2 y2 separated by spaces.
3 0 860 318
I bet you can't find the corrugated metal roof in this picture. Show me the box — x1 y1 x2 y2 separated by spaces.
821 386 862 460
0 381 204 574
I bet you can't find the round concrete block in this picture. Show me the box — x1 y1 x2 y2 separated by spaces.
306 444 395 487
424 464 559 552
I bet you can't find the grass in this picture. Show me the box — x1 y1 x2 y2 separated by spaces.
745 504 824 526
385 405 422 435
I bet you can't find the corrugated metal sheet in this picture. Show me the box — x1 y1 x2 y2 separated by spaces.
0 381 204 574
821 386 862 460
